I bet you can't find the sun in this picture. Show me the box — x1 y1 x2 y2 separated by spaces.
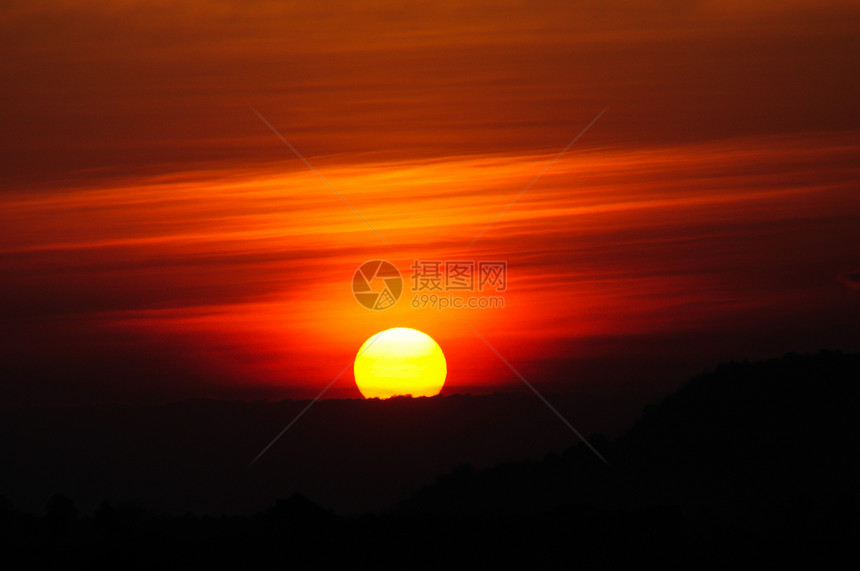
354 327 447 399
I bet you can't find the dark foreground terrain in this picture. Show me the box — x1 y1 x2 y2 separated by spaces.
0 390 648 515
2 351 858 568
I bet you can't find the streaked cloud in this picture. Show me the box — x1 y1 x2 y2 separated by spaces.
2 132 859 401
2 1 859 402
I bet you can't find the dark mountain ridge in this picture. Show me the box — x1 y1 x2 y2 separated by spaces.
1 351 858 568
400 350 860 521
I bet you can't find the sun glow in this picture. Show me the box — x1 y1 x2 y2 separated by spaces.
353 328 447 399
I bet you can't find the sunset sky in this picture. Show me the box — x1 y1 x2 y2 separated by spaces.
2 1 859 404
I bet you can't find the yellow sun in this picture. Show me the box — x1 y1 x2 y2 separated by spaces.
353 327 447 399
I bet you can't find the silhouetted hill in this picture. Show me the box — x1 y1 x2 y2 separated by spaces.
616 350 860 512
1 351 858 568
399 350 860 522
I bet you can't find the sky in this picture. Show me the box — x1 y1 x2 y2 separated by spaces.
1 1 859 403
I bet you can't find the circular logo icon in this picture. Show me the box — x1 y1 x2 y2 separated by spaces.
352 260 403 310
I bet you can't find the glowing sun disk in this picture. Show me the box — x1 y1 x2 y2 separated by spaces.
353 327 447 399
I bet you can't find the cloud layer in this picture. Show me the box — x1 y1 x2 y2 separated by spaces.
2 1 859 402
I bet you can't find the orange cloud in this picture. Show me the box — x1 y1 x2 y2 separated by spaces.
2 132 859 401
3 1 860 402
